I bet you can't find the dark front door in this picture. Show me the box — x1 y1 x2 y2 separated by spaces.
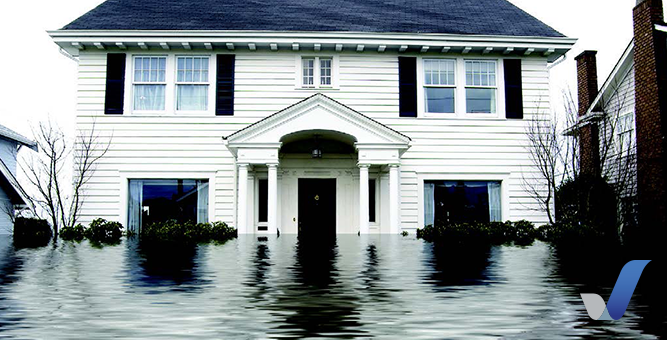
298 179 336 238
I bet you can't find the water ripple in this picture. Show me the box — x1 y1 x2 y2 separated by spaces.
0 235 664 339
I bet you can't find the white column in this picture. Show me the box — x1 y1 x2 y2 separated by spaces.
359 164 370 234
268 163 278 235
237 164 249 234
389 164 400 234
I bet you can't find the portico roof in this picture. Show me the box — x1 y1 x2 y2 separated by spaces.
225 93 411 145
224 93 411 165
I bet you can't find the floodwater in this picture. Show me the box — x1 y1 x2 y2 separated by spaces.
0 235 664 339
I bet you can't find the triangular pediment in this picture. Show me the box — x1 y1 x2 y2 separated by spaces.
225 94 411 146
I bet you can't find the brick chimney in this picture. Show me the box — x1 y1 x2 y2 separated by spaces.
575 50 601 177
633 0 667 237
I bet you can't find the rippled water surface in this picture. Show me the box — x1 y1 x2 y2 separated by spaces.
0 235 664 339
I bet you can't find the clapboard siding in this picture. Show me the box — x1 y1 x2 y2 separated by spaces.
599 66 637 201
74 50 550 228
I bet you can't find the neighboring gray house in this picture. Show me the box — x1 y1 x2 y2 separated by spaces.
0 124 36 234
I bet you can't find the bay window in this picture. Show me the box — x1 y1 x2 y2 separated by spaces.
465 60 497 114
133 56 166 111
424 59 456 114
176 56 209 111
128 179 209 232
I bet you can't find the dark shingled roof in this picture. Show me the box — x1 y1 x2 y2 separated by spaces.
62 0 564 37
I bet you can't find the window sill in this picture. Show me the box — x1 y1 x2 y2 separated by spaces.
129 111 215 117
417 113 507 120
295 87 340 91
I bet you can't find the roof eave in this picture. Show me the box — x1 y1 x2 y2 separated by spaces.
585 40 635 115
48 29 576 62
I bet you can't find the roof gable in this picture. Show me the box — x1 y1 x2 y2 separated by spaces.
0 159 31 206
62 0 564 38
588 40 634 114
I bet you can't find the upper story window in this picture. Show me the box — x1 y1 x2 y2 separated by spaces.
616 112 635 156
300 56 334 88
133 56 166 111
465 60 497 114
420 58 502 117
176 56 210 111
424 59 456 114
129 54 214 114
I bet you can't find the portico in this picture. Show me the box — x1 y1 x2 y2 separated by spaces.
224 94 411 235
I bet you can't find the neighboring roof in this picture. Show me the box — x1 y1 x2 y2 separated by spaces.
0 124 37 151
62 0 564 38
0 159 31 207
586 40 634 115
565 40 635 135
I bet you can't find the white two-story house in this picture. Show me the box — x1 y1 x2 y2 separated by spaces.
49 0 575 235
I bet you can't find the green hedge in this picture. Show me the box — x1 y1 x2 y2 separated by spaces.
416 220 537 246
60 218 124 244
13 217 52 248
140 220 237 245
536 221 619 249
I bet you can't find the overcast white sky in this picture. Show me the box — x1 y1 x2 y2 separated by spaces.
0 0 646 139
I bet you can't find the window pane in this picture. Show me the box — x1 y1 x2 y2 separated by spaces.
302 58 314 86
177 85 208 111
425 87 455 113
465 60 497 86
424 180 501 225
127 179 209 231
466 88 496 113
258 179 268 223
134 56 166 83
133 84 165 110
424 59 455 86
320 58 332 86
177 56 209 84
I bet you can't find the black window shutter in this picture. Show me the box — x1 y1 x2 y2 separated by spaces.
104 53 126 115
398 57 418 117
504 59 524 119
216 54 235 116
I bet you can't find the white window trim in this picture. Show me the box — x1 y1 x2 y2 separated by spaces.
295 54 340 90
422 58 458 116
124 53 216 116
417 56 506 119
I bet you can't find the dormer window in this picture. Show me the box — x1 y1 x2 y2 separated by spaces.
300 56 334 88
